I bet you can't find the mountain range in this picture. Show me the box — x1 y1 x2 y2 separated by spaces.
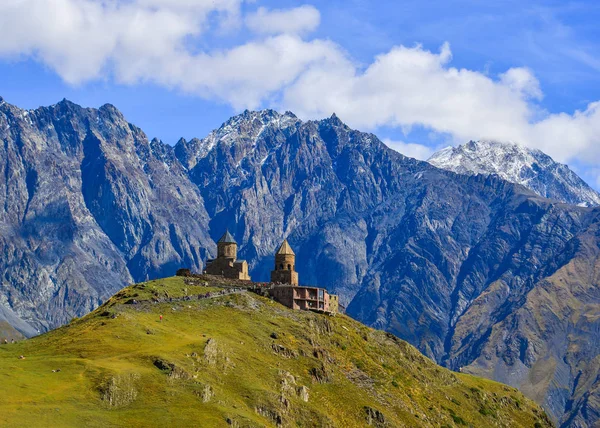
1 96 600 426
429 140 600 207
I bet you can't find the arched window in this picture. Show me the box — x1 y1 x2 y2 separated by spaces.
280 264 284 270
287 264 291 270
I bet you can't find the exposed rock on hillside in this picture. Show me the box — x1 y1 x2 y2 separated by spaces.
0 99 212 333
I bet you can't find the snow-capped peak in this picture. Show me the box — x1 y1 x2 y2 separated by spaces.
202 109 298 152
428 140 600 207
174 109 301 170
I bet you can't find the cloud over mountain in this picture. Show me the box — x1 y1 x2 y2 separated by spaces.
1 0 600 172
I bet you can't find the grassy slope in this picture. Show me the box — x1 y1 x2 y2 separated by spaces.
0 276 551 428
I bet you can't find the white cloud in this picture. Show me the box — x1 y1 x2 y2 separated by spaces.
382 139 434 160
1 1 600 170
246 6 321 35
0 0 339 109
281 43 600 166
0 0 243 84
159 35 345 110
499 67 543 100
530 102 600 162
283 43 534 139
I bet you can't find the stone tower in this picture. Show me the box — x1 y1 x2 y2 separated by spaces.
204 230 250 280
270 239 299 285
217 230 237 259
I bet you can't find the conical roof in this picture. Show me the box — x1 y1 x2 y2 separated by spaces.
218 230 236 244
276 239 295 255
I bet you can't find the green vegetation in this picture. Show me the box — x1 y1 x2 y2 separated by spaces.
0 276 552 427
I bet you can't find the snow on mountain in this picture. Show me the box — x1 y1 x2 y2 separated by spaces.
174 109 300 171
428 140 600 207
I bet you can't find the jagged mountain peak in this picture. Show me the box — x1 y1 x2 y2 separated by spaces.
429 139 600 206
218 108 294 130
321 112 348 129
227 108 280 123
435 140 551 165
207 109 299 145
430 140 545 179
0 97 25 114
52 97 82 111
0 96 75 114
175 109 303 170
98 102 123 116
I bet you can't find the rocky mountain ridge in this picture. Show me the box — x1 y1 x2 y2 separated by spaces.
428 140 600 206
1 97 600 425
0 97 212 333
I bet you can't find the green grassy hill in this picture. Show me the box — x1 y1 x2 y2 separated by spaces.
0 276 551 427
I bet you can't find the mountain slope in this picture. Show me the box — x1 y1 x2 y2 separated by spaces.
459 211 600 427
0 97 212 334
428 140 600 207
0 276 551 428
0 321 24 343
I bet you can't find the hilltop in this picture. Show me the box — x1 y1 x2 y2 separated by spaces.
0 276 550 428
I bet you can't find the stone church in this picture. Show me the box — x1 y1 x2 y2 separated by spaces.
204 231 251 280
203 231 338 313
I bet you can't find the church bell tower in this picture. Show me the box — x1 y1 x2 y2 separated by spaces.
270 239 299 285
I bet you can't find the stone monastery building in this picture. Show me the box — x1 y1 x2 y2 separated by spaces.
204 231 338 314
204 231 250 280
269 239 338 314
270 239 298 285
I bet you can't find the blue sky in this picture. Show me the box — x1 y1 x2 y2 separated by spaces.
1 0 600 186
